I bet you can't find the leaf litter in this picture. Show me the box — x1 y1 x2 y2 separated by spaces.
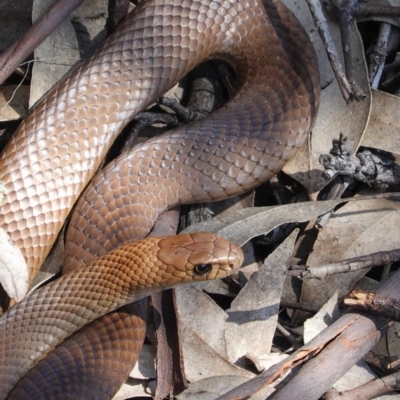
2 0 400 399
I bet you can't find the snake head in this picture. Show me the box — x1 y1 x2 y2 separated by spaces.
156 232 243 283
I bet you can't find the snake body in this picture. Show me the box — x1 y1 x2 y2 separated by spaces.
7 303 148 400
0 233 243 398
0 0 320 396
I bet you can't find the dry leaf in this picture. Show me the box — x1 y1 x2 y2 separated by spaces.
30 0 81 107
176 285 253 382
282 0 371 197
303 291 340 344
183 198 366 247
30 0 108 106
177 375 274 400
179 321 254 382
176 376 248 400
175 285 230 358
387 322 400 369
225 230 298 364
332 361 400 400
362 90 400 157
69 0 109 59
112 379 150 400
0 85 29 121
0 227 28 302
246 353 289 374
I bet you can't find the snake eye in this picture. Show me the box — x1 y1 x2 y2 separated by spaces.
194 263 212 276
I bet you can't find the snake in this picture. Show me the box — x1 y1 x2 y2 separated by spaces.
0 0 320 397
0 233 243 398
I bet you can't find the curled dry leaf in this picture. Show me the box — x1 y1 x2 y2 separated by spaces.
281 0 371 197
183 198 364 247
300 197 400 312
0 227 28 302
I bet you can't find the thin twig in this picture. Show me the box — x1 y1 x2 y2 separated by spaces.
323 370 400 399
287 249 400 280
305 0 354 103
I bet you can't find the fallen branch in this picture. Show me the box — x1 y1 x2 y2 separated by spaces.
323 370 400 400
0 0 84 85
344 289 400 322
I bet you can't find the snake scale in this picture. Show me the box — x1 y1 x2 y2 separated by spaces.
0 0 320 397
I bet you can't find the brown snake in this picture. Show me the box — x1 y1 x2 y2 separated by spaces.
0 0 320 397
0 233 243 398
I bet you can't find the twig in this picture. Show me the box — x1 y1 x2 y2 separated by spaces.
286 248 400 280
0 0 84 85
276 323 301 349
354 3 400 18
305 0 354 103
323 371 400 400
344 290 400 322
